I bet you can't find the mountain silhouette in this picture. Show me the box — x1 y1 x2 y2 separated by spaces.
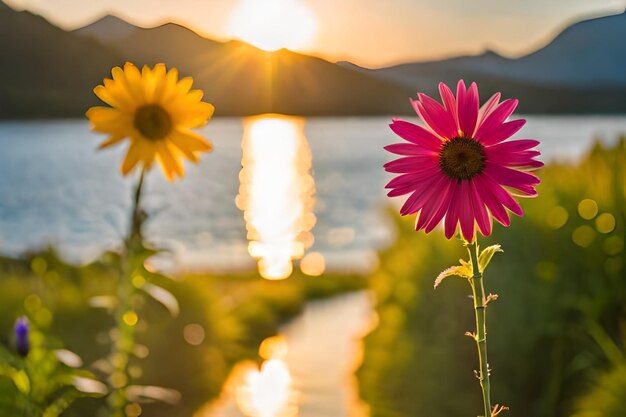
0 3 121 117
0 3 409 118
73 14 138 42
1 2 626 118
342 11 626 113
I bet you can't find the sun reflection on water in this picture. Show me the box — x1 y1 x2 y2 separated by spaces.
236 336 298 417
236 115 317 280
195 293 375 417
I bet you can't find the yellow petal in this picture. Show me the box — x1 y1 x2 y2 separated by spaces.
168 132 200 163
94 85 126 111
142 65 162 103
171 128 213 153
102 78 136 111
186 89 204 102
98 133 127 149
157 68 180 104
123 62 146 104
176 77 193 95
155 141 184 181
110 66 125 83
171 101 215 128
134 138 158 167
121 140 143 176
150 64 168 102
86 107 131 134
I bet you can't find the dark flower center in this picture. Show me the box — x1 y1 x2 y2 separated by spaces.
134 104 172 140
438 137 486 180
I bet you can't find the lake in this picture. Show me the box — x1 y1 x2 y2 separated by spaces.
0 115 625 274
196 291 375 417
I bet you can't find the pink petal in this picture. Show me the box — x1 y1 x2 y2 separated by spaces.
424 178 456 233
438 82 458 127
383 155 438 174
478 119 526 146
457 81 479 138
480 174 524 217
477 92 501 127
399 172 446 214
444 184 461 238
474 99 518 142
488 139 540 153
486 148 543 169
384 143 435 156
414 174 450 230
496 188 524 216
456 80 466 128
469 179 492 236
415 94 458 138
400 190 422 215
386 168 440 189
458 181 476 241
473 175 511 226
485 163 540 187
387 170 441 197
389 120 442 151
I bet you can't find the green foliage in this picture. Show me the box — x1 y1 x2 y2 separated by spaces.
434 263 472 288
0 247 365 416
0 311 105 415
359 139 626 417
573 362 626 417
478 244 503 273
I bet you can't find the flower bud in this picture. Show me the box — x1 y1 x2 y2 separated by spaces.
14 316 30 358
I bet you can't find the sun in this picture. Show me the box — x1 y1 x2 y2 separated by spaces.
227 0 318 52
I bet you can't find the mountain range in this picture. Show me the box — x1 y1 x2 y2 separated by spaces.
1 1 625 118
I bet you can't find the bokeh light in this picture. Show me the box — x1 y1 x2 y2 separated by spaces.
300 252 326 276
577 199 598 220
546 206 568 229
259 335 288 360
595 212 616 233
183 323 206 346
572 225 595 247
603 236 624 255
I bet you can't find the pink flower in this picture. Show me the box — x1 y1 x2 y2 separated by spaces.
384 80 542 241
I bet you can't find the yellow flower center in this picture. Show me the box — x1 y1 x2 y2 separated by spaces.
134 104 172 140
439 137 486 180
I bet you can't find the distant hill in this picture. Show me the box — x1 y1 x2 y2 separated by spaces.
73 15 137 43
342 11 626 113
78 21 412 116
411 12 626 88
0 3 121 118
0 3 409 118
1 1 626 118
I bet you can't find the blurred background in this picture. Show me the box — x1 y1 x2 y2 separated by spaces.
0 1 625 416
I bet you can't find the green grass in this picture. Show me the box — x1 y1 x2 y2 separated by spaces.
358 139 626 417
0 248 366 417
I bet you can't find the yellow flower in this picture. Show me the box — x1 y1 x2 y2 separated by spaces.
86 62 214 181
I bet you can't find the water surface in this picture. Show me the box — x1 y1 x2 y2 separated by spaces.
0 116 624 271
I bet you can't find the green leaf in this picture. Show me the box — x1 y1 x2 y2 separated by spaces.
434 264 472 288
141 283 179 317
42 390 80 417
12 369 30 394
126 385 181 404
71 376 108 396
478 245 503 272
88 295 118 310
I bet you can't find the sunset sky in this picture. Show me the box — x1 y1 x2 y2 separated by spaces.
4 0 625 67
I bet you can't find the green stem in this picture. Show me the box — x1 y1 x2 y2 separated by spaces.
128 169 146 251
109 169 145 416
468 240 492 417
